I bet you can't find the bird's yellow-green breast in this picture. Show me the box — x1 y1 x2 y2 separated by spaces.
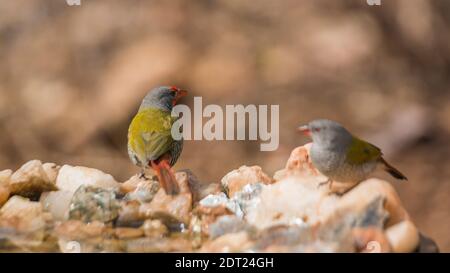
345 136 382 165
128 108 176 162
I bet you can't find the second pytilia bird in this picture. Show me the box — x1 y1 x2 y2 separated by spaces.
128 86 187 195
298 119 407 189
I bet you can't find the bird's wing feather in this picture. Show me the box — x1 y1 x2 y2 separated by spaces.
128 108 174 163
346 137 382 165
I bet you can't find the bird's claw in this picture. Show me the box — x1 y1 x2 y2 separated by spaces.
317 179 333 190
138 171 148 180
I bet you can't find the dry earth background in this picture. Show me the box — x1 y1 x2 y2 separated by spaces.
0 0 449 251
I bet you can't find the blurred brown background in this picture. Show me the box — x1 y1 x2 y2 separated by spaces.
0 0 449 251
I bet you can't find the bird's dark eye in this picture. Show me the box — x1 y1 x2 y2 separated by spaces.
313 127 321 132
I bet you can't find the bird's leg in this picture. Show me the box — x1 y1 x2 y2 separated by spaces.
138 169 148 180
317 178 331 189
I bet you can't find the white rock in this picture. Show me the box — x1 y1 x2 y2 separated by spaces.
385 220 419 253
199 193 244 219
245 177 333 229
40 191 75 221
40 165 119 221
56 165 119 193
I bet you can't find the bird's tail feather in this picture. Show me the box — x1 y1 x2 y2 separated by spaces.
151 160 180 195
380 157 407 181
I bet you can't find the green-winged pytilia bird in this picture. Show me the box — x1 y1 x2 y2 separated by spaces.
298 119 407 188
128 86 187 195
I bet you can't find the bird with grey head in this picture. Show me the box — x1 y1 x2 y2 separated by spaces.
298 119 407 191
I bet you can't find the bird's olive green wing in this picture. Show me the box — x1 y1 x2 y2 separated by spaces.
345 137 382 165
128 108 175 163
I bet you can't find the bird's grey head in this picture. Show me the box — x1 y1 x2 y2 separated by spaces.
300 119 352 149
140 86 186 112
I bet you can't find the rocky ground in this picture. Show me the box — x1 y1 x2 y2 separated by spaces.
0 144 438 253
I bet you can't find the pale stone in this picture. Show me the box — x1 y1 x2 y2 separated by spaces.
42 165 119 221
142 219 169 237
193 205 236 236
116 200 144 227
9 160 58 198
124 179 160 203
40 190 74 221
0 185 10 207
0 169 12 187
0 196 47 246
54 220 107 241
54 220 113 253
274 143 319 180
42 163 60 184
199 193 243 218
120 174 145 194
245 177 331 229
221 165 274 198
209 215 251 239
139 171 192 224
352 227 391 253
337 178 410 227
385 220 420 253
56 165 119 193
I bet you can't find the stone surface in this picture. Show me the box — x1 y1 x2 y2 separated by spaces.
273 143 318 180
0 169 12 187
338 178 410 227
352 227 391 253
208 215 252 239
221 165 274 198
0 146 437 252
42 163 60 184
0 185 10 207
119 174 146 194
245 177 327 229
115 227 144 239
68 185 120 223
0 196 47 247
54 220 119 253
9 160 58 199
56 165 119 194
40 165 120 221
199 192 243 218
126 237 192 253
385 220 419 253
139 171 193 224
142 219 169 238
124 179 159 203
116 200 144 227
40 190 75 221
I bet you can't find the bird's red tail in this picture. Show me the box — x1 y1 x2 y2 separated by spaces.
151 160 180 195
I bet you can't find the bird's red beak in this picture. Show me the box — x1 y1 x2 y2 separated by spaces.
170 86 188 106
298 125 311 137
